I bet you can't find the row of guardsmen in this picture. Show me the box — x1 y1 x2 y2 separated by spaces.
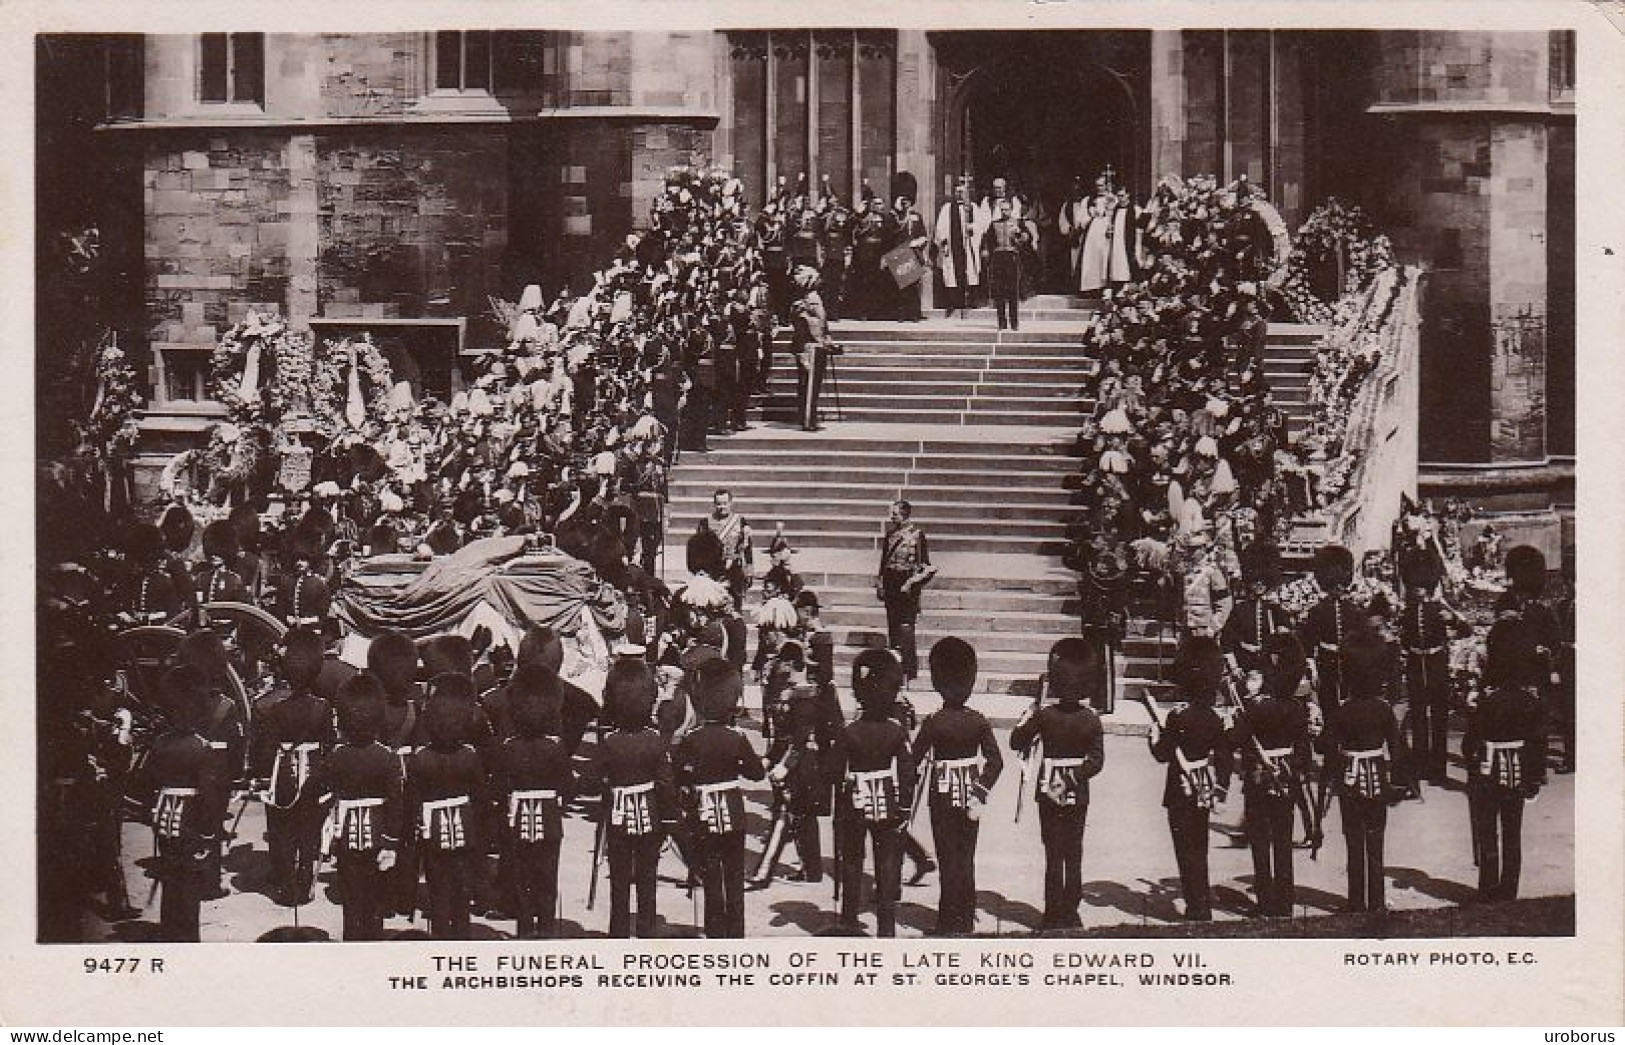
138 612 1549 940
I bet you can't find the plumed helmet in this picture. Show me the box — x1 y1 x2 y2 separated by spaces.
851 648 903 708
335 672 386 744
603 658 657 731
1503 544 1547 598
690 657 743 722
1312 544 1355 592
366 629 419 698
679 575 732 611
281 627 326 690
928 637 978 704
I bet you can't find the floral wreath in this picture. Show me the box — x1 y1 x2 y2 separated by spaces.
1282 199 1396 325
311 334 395 439
208 312 314 426
76 338 143 465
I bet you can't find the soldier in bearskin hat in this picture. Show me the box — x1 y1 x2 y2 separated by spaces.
405 674 488 939
116 522 187 625
137 665 227 941
490 664 574 938
912 637 1003 935
254 627 336 908
175 629 246 899
1463 619 1548 902
1223 541 1285 677
1399 551 1471 784
595 659 674 938
1225 637 1312 917
1299 543 1360 713
1318 627 1410 913
1147 636 1233 922
1495 545 1567 769
194 521 250 606
749 640 839 888
274 525 333 634
311 673 404 941
673 658 766 937
832 649 919 937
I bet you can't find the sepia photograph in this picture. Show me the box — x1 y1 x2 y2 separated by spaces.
30 11 1591 971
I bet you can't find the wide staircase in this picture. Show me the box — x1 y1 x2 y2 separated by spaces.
662 295 1324 723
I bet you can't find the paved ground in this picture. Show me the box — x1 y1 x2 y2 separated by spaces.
85 707 1574 943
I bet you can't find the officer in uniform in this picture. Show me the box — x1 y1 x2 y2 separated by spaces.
878 500 934 682
255 628 335 908
832 650 919 937
1148 637 1233 922
313 673 404 941
595 659 674 938
789 266 840 433
700 489 754 612
912 638 1003 935
1319 629 1410 913
980 198 1031 331
1463 619 1548 902
1009 637 1107 930
817 194 853 320
1225 644 1311 917
139 666 227 942
674 658 766 938
751 641 839 888
849 194 897 320
1299 544 1361 714
176 630 245 900
490 665 574 938
117 523 186 625
194 521 250 606
405 675 488 939
1399 553 1470 784
1222 541 1286 676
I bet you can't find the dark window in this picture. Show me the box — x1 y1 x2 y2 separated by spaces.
103 35 143 120
199 32 263 105
1550 30 1576 93
434 30 493 92
492 31 548 93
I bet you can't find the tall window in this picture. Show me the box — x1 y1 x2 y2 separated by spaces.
1550 30 1576 95
103 35 143 120
435 30 493 92
199 32 263 105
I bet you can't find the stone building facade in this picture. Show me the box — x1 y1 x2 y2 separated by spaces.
37 28 1575 543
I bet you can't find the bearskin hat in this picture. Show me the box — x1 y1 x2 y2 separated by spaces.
1239 541 1282 590
1341 628 1396 700
125 522 165 565
177 629 232 690
335 672 386 744
928 637 978 705
603 659 657 731
852 648 903 708
1482 617 1541 690
1312 544 1355 592
1173 636 1225 704
510 663 563 738
201 520 239 564
1504 544 1548 598
160 664 213 727
691 657 742 722
366 629 419 698
1047 635 1104 706
1399 549 1443 592
686 527 726 577
158 502 196 554
422 683 475 748
281 627 326 691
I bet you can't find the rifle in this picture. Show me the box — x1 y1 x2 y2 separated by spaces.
585 798 608 911
1310 758 1334 860
905 754 933 831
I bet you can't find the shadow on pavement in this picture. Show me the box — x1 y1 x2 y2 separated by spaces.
1388 865 1476 905
256 926 331 942
1078 877 1181 924
107 919 166 943
973 889 1042 934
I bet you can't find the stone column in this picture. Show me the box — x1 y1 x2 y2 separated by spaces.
1149 30 1186 182
894 29 936 309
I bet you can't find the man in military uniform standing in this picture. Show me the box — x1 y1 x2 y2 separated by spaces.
1009 637 1107 930
817 190 853 320
980 197 1031 331
789 267 840 433
1464 619 1548 902
1400 553 1470 784
139 666 227 942
849 193 897 321
877 500 934 683
701 489 754 612
1299 544 1361 714
912 638 1003 935
1222 541 1286 677
1225 645 1311 917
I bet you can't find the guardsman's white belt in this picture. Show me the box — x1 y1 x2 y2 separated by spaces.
153 787 198 840
289 615 323 627
935 756 979 809
695 779 742 835
1405 644 1447 656
1482 740 1525 791
1174 749 1218 809
269 741 320 802
610 781 657 836
1038 756 1085 807
420 795 471 850
848 763 900 822
328 796 385 854
508 789 559 844
1342 745 1389 799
